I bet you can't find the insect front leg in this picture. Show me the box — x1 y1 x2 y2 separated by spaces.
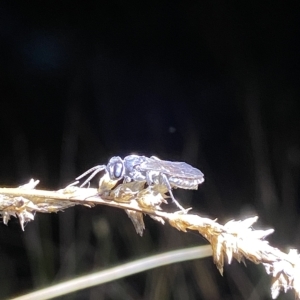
76 165 107 187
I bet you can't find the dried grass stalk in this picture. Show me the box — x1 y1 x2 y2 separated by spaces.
0 177 299 299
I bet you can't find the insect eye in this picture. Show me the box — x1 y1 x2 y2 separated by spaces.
113 162 123 178
107 156 124 179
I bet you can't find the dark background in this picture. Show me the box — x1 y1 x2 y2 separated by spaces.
1 1 299 299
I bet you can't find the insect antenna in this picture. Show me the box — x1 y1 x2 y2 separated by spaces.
76 165 106 187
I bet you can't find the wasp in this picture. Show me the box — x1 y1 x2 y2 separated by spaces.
76 155 204 210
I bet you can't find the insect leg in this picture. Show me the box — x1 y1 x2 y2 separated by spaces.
145 170 159 185
76 165 106 187
156 173 187 212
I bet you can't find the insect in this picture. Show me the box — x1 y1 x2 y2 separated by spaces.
76 155 204 211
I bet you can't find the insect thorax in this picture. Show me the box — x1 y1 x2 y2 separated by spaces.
123 155 148 182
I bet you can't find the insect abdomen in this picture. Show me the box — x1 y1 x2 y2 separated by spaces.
168 177 204 190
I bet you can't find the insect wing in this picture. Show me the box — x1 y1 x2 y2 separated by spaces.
139 158 204 179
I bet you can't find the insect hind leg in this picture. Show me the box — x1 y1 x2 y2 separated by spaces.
158 173 187 212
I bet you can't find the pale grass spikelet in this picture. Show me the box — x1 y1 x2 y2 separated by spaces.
0 179 40 230
0 179 78 230
18 179 40 189
97 174 167 235
135 185 168 210
293 251 300 298
265 249 300 299
125 209 145 236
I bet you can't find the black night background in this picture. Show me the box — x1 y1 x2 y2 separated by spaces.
0 1 299 299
